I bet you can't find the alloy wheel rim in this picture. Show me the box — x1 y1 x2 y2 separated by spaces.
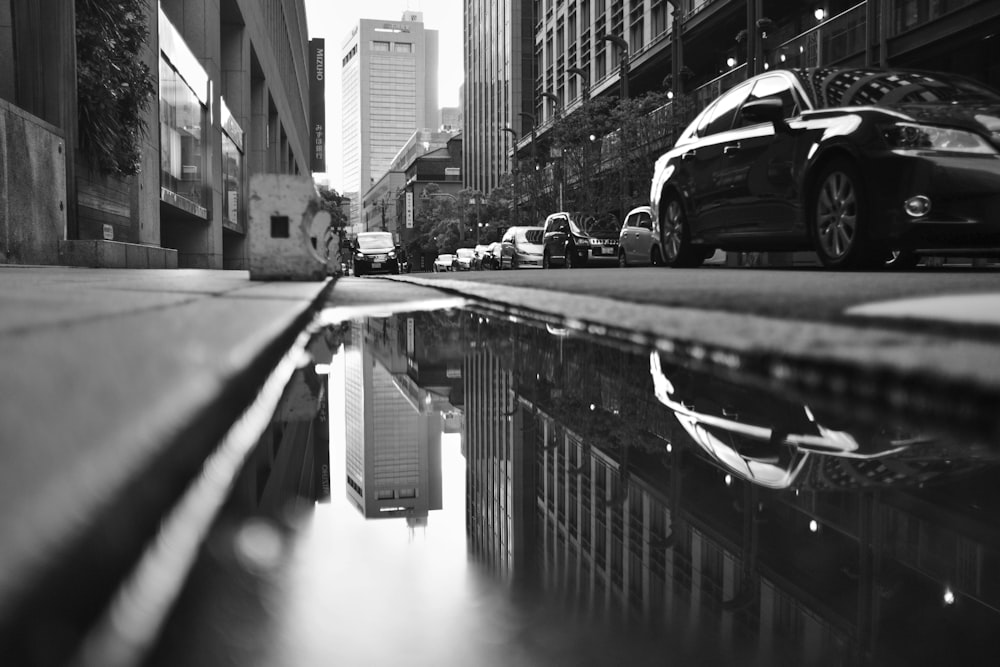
663 201 683 260
816 171 857 259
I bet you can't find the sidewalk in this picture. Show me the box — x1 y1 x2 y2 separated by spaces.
0 266 333 656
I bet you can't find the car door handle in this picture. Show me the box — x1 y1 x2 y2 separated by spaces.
723 143 741 156
681 151 696 161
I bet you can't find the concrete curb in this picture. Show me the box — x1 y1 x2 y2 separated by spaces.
381 274 1000 439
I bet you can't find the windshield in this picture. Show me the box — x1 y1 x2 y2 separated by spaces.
517 228 544 244
357 232 394 250
570 213 619 235
801 68 1000 108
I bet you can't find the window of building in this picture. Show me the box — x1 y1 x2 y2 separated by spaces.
394 42 413 53
159 57 207 215
371 41 390 51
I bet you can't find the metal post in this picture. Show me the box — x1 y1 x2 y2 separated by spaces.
669 3 684 95
519 111 538 224
501 127 520 226
475 194 482 244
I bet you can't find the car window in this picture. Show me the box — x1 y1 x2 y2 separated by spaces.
736 75 801 127
803 68 1000 109
547 217 570 233
623 213 637 229
636 211 652 230
698 82 754 137
523 229 543 243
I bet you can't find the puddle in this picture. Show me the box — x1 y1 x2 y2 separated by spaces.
143 303 1000 666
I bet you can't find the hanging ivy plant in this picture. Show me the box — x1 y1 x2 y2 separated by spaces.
76 0 157 177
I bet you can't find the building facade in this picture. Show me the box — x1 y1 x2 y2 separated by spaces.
0 0 313 269
520 0 1000 157
463 0 536 195
361 128 458 240
340 12 440 233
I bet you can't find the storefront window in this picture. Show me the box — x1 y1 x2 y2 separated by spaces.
220 99 245 231
158 9 210 218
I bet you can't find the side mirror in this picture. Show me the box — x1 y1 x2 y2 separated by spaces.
741 97 790 132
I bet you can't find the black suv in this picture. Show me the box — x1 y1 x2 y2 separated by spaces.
542 212 620 268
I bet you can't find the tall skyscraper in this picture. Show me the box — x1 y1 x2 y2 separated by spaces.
463 1 535 194
341 12 440 232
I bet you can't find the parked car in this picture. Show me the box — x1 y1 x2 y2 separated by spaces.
651 66 1000 269
542 212 620 268
352 231 401 276
500 226 545 269
453 247 476 271
471 244 489 270
433 253 454 272
483 242 502 270
617 206 660 266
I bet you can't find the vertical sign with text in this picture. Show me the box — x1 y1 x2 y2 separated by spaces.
406 191 414 228
309 39 326 173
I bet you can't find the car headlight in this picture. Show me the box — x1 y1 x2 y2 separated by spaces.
588 238 603 246
388 250 396 258
881 122 996 154
354 252 365 260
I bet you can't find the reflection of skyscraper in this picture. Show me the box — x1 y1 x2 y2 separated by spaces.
344 321 443 519
464 347 537 582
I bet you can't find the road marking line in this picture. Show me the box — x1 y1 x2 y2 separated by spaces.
846 294 1000 326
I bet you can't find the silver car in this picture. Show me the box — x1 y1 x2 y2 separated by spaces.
617 206 660 266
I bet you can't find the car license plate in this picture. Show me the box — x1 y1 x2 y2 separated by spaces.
601 247 614 255
372 262 382 268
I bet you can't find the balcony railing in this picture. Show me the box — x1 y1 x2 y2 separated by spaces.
769 2 868 69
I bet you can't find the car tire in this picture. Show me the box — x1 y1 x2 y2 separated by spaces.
651 246 663 267
885 249 920 270
566 244 576 268
618 249 628 267
543 251 551 269
661 197 704 268
810 158 885 269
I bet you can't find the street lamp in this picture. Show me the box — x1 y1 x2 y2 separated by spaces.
540 92 564 211
375 189 400 232
500 127 521 226
601 34 629 100
518 111 539 223
540 91 561 122
567 66 590 101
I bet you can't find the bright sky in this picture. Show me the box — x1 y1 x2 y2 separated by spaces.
304 0 464 192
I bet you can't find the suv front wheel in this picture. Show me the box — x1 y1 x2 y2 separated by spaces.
661 197 704 268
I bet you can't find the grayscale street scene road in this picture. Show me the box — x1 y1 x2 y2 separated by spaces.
3 1 1000 666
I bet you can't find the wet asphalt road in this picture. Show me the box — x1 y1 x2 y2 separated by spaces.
402 265 1000 330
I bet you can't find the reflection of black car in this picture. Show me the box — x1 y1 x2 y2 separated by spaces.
352 231 401 276
542 212 620 268
651 67 1000 269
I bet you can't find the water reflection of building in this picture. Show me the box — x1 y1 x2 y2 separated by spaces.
232 365 329 513
463 313 1000 664
343 320 443 520
464 347 539 582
